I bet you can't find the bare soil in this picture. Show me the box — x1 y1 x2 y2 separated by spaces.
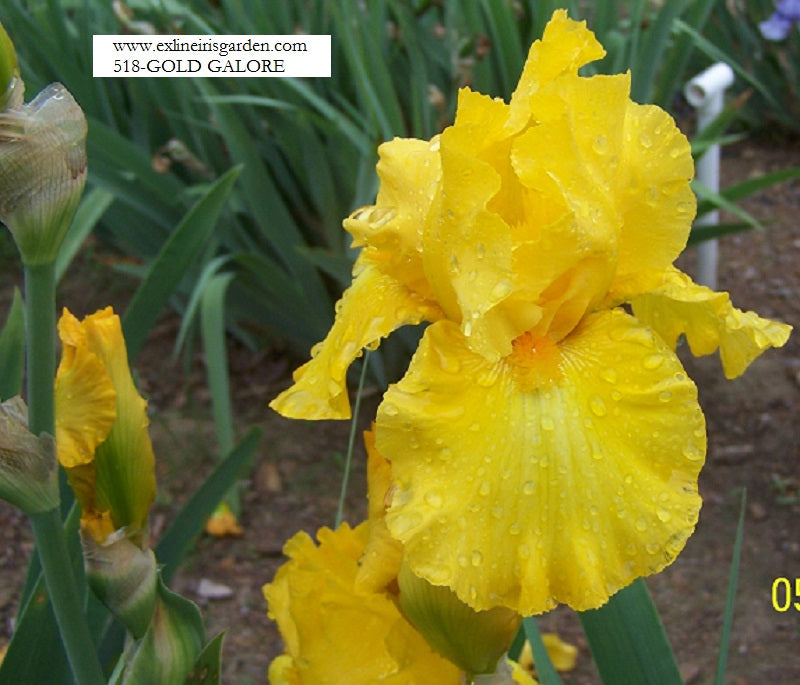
0 138 798 684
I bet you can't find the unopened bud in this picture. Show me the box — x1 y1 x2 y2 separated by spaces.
0 82 87 265
82 528 157 639
0 397 59 514
120 576 205 684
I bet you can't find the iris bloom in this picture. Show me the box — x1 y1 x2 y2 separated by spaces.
264 522 464 684
759 0 800 40
271 10 791 615
55 306 156 545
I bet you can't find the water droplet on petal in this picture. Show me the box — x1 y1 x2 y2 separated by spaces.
592 134 608 154
683 444 704 461
424 491 442 508
600 367 618 383
382 402 399 417
656 508 672 522
541 415 555 431
471 550 483 567
635 518 648 532
658 390 672 402
522 480 535 495
643 353 664 370
479 482 491 496
519 544 531 559
509 523 520 535
458 554 469 568
589 395 607 417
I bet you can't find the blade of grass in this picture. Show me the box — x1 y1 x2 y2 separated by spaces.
579 578 683 685
523 616 563 685
715 488 747 684
0 288 24 401
122 166 241 360
155 428 261 583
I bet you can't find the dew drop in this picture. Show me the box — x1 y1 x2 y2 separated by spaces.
591 448 603 461
656 508 672 523
658 390 672 402
645 186 659 205
541 415 555 431
522 480 535 495
476 243 486 259
509 523 521 536
479 482 491 496
635 518 648 532
424 491 442 508
382 402 399 417
683 444 703 461
519 544 531 559
640 131 653 148
592 134 608 154
646 542 660 555
471 550 484 567
589 395 607 417
643 353 664 370
458 554 469 568
469 422 480 432
491 279 513 300
600 367 618 383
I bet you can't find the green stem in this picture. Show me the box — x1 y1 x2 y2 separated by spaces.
24 262 55 436
335 352 370 528
29 509 105 685
24 261 104 685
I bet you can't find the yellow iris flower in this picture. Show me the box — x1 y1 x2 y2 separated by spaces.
270 10 791 615
263 522 463 684
55 307 156 545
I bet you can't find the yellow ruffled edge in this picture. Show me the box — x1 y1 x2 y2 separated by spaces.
270 263 442 420
630 267 792 378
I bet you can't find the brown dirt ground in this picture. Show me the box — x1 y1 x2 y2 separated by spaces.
0 138 799 684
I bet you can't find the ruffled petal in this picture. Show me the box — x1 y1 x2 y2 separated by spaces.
356 429 404 594
630 268 792 378
55 311 117 468
611 103 695 291
270 264 443 420
263 523 462 684
509 10 605 130
344 136 440 297
377 312 704 614
56 307 155 543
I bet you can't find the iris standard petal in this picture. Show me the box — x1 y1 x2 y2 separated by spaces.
377 311 704 614
55 311 117 468
509 9 605 131
264 523 462 684
344 136 440 298
270 264 443 420
630 267 792 378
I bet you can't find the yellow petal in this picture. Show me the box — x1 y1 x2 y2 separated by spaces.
263 523 462 684
356 429 404 594
377 312 704 614
344 136 439 298
55 310 117 468
57 307 156 541
268 654 301 685
423 125 515 358
270 264 442 420
509 10 605 130
204 501 243 537
611 102 695 291
631 268 792 378
540 633 578 672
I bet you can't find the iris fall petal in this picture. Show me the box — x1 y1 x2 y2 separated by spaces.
630 268 792 378
377 311 705 614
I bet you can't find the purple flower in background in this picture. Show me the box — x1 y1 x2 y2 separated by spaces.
759 0 800 40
